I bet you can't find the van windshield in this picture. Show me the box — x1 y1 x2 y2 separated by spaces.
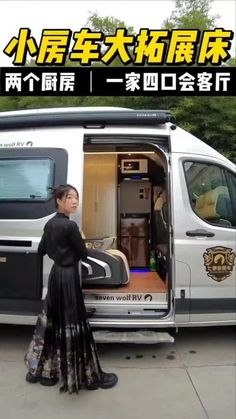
0 158 54 201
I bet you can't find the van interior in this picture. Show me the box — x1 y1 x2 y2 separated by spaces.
82 143 170 316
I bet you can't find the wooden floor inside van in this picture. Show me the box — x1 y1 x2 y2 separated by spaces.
84 271 166 293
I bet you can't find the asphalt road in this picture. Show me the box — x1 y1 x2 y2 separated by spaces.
0 325 235 419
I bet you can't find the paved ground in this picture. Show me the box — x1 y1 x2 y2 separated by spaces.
0 325 235 419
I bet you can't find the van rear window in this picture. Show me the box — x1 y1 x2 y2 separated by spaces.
0 158 54 201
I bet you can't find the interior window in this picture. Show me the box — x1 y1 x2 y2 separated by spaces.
0 158 54 201
184 162 236 227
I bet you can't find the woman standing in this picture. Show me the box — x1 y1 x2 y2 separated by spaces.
25 184 118 394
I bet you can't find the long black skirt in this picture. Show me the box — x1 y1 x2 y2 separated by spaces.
24 263 102 394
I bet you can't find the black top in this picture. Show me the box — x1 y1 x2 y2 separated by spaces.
38 213 88 266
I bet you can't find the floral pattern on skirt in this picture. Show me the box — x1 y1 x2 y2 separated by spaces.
24 263 102 394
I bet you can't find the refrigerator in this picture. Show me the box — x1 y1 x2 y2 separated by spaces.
120 180 151 214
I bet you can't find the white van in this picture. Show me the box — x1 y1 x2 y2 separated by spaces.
0 107 235 334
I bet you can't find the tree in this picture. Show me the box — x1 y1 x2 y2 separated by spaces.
86 12 134 35
172 96 236 157
163 0 218 30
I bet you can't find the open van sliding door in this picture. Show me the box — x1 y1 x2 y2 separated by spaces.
82 134 174 324
172 153 236 325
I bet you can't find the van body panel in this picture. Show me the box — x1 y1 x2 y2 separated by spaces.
170 127 235 169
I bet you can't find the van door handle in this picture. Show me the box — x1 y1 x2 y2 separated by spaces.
186 229 215 237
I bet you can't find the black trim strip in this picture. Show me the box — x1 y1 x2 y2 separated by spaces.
0 240 32 247
0 298 42 315
175 299 190 314
176 298 236 314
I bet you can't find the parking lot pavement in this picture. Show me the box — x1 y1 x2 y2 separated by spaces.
0 325 235 419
